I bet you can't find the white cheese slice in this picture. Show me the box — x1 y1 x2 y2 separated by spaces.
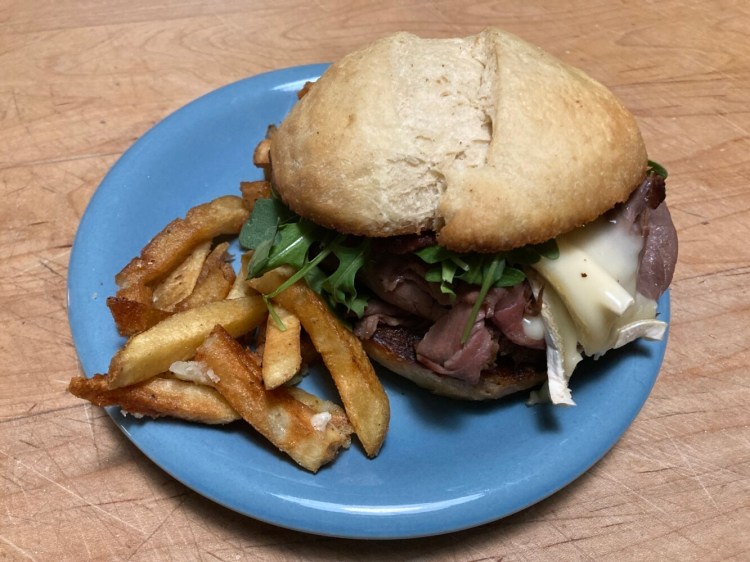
528 215 667 405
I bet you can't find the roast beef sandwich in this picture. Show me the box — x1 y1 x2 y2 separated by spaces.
242 28 678 404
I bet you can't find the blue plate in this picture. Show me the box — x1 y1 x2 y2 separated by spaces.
67 65 670 539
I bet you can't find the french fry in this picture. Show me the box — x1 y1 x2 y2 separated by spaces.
108 296 267 389
226 251 257 299
68 374 239 424
152 241 211 311
108 196 249 335
196 326 353 472
252 141 271 171
261 306 302 389
250 268 390 457
173 242 235 311
106 297 171 337
240 181 271 212
115 195 249 292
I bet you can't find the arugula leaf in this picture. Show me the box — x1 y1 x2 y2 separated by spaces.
242 198 282 277
240 197 371 318
647 159 669 179
461 257 504 344
265 220 326 271
239 198 281 250
496 266 525 287
414 241 557 343
322 238 371 316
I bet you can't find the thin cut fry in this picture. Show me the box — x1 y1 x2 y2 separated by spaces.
68 374 239 424
240 181 271 212
173 242 235 311
152 241 211 311
226 251 257 299
115 195 248 292
250 268 389 457
197 326 353 472
106 297 171 337
261 306 302 389
252 141 271 169
108 296 267 389
108 196 249 335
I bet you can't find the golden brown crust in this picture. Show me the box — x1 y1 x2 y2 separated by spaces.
67 374 240 424
270 29 647 251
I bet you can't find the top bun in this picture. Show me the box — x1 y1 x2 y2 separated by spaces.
270 29 647 252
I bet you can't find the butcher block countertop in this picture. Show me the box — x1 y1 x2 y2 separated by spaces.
2 0 748 560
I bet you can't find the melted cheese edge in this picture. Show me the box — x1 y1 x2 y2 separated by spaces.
529 216 667 405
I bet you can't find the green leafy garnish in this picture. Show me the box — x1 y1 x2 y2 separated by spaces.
240 194 371 319
647 159 669 179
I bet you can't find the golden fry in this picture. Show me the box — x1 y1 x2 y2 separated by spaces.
68 374 239 424
108 196 249 335
196 326 353 473
240 181 271 212
152 241 211 311
226 251 257 300
115 195 248 291
108 296 267 389
261 306 302 389
250 268 389 457
106 297 171 337
173 242 235 311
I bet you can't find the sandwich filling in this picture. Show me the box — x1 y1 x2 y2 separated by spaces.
241 169 677 404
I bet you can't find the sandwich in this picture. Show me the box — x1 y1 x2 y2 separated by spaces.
241 28 678 404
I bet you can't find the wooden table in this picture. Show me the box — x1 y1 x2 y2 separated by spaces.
2 1 748 559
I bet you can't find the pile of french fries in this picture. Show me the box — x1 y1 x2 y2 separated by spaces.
69 180 389 472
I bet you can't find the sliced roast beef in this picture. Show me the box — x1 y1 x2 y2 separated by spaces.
610 172 678 299
637 202 678 299
415 302 497 384
361 254 451 321
488 285 546 350
371 232 437 255
354 298 426 340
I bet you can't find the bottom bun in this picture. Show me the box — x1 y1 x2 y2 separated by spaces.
362 325 546 401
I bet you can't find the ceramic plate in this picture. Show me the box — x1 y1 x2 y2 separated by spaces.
68 65 669 539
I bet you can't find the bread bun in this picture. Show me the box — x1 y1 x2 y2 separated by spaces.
270 28 647 252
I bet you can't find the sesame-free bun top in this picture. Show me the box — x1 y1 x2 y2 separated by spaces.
270 29 648 252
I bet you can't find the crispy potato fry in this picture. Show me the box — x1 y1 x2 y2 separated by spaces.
197 326 353 472
173 242 235 311
108 296 267 389
68 374 239 424
240 181 271 212
116 195 248 291
106 297 171 337
252 140 271 168
226 251 257 300
250 268 389 457
152 241 211 311
262 306 302 389
108 196 249 335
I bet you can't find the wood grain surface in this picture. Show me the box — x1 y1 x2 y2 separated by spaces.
2 0 749 560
